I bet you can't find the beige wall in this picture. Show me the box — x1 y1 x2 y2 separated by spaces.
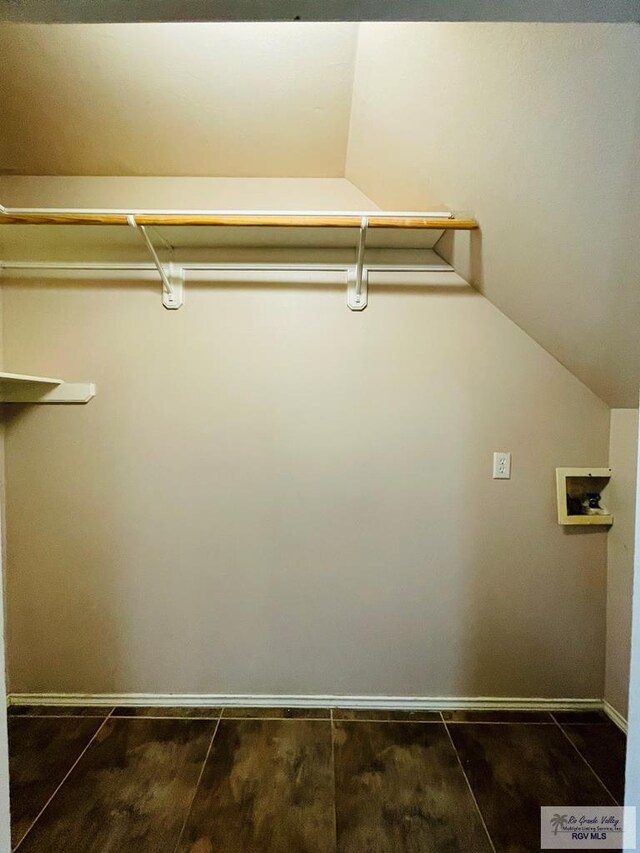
606 409 639 719
0 23 358 177
346 22 640 407
2 260 609 698
0 176 378 211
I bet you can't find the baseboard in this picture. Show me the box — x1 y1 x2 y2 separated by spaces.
603 700 628 733
7 693 604 713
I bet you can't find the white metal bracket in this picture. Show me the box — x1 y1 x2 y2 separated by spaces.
347 267 368 311
165 261 184 310
347 216 368 311
127 215 183 309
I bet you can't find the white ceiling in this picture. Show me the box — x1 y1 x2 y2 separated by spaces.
0 23 358 176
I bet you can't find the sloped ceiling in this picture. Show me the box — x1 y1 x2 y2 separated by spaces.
1 21 639 407
0 23 357 176
346 23 640 408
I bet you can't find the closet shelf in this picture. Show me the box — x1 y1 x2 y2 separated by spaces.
0 205 478 312
0 371 62 385
0 372 95 404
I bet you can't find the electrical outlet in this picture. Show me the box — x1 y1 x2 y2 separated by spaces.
493 452 511 479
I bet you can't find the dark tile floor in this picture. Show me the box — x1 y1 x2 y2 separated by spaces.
6 706 625 853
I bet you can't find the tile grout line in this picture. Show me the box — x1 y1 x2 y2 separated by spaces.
8 717 557 724
171 715 222 853
441 714 498 853
330 719 554 725
8 715 113 720
550 714 620 806
111 715 223 721
330 709 338 853
432 721 554 725
216 716 331 721
13 713 113 852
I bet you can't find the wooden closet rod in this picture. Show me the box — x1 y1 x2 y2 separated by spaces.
0 211 478 229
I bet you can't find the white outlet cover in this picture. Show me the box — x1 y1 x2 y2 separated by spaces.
493 451 511 479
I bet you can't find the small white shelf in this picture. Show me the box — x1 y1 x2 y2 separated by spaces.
556 467 613 526
0 372 95 404
0 371 62 385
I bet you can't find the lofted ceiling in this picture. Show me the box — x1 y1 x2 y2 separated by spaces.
0 21 639 407
0 23 357 177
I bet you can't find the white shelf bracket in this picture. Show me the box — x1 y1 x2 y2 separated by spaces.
127 215 183 309
167 261 184 310
347 215 368 311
